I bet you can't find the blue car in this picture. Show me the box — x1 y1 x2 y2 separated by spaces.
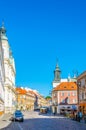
10 110 24 122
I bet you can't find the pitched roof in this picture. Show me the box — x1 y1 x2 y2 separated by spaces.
16 88 27 94
77 71 86 80
27 90 36 97
53 82 77 91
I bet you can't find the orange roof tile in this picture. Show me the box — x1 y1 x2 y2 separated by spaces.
16 88 27 94
53 82 77 91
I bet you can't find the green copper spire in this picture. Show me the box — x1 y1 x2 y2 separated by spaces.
54 61 61 82
0 22 8 40
56 63 60 71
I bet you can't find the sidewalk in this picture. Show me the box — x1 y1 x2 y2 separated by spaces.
66 116 86 125
79 119 86 124
0 113 12 129
52 113 86 125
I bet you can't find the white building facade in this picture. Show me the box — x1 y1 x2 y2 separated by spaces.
0 24 16 113
0 32 5 116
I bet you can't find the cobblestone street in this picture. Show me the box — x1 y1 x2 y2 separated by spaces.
0 111 86 130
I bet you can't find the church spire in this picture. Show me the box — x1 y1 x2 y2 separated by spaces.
53 61 61 82
0 22 8 40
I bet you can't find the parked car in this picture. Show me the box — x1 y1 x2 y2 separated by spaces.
40 106 48 113
10 110 24 122
34 107 40 111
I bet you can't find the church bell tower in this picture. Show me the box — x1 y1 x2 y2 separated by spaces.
52 62 61 88
54 63 61 82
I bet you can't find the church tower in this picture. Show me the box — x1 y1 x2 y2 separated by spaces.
54 63 61 82
0 23 16 113
52 63 61 88
0 23 5 116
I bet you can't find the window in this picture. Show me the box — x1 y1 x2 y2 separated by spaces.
23 95 25 98
53 100 57 105
85 92 86 97
78 81 81 87
82 92 84 99
72 92 76 96
61 92 64 96
85 79 86 83
73 99 76 103
71 86 74 88
68 92 70 96
53 93 56 97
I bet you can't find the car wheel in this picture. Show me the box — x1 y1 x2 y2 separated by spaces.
21 119 24 122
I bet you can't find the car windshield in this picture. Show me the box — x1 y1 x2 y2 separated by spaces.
14 110 23 116
41 106 47 108
15 110 21 113
14 113 23 117
15 113 22 115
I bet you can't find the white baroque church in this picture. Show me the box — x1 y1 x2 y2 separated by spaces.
0 23 16 114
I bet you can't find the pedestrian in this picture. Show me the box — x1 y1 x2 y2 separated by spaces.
77 111 82 122
52 107 55 116
53 112 55 116
84 114 86 123
79 111 83 120
75 112 78 121
72 111 75 120
77 111 80 122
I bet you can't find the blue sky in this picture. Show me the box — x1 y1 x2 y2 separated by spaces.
0 0 86 96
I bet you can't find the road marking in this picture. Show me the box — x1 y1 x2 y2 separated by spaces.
17 123 23 130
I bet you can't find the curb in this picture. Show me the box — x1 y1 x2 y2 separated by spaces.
0 113 11 121
0 114 4 121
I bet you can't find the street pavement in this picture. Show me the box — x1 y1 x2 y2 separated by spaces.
0 111 86 130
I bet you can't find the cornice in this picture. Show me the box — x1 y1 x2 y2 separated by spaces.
0 97 4 103
4 58 16 75
1 40 9 47
77 71 86 80
5 76 15 86
5 84 16 93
